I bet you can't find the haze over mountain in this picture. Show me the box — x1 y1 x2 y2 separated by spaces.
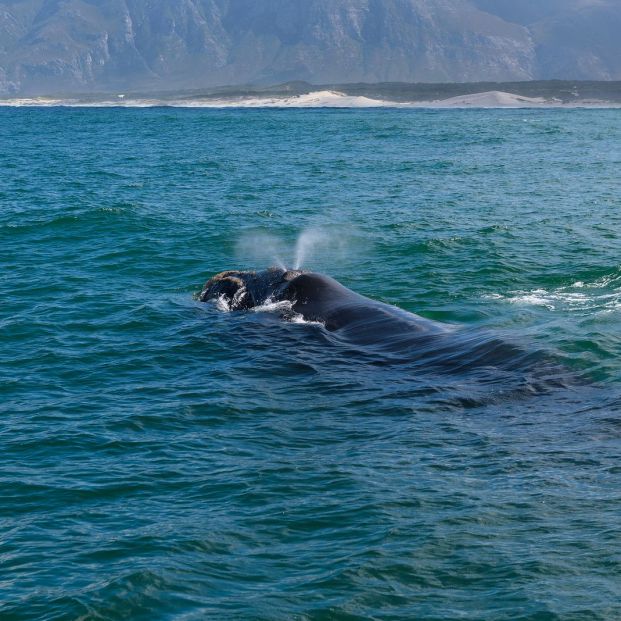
1 0 620 96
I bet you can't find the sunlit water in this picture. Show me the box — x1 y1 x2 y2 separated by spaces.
1 107 620 620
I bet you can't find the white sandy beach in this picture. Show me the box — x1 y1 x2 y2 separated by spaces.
1 90 620 109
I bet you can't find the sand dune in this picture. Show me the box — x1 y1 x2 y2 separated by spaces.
426 91 549 108
1 90 619 108
199 90 390 108
182 90 556 108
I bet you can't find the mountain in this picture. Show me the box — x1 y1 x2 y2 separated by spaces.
1 0 620 96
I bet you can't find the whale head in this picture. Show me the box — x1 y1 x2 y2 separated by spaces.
199 268 304 310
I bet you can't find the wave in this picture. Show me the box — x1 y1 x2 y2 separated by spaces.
487 270 621 315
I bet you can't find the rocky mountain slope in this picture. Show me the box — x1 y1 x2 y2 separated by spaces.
1 0 620 95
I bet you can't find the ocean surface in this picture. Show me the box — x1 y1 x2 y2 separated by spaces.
1 107 620 621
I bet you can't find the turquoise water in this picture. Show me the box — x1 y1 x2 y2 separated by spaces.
1 107 621 620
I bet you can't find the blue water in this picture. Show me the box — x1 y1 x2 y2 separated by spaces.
1 107 620 620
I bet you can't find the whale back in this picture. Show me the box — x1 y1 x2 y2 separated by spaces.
199 268 572 384
278 273 560 378
282 273 360 319
281 272 446 339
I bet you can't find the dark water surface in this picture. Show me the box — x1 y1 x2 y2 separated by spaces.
1 108 620 620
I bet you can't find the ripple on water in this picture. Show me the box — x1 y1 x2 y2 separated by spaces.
0 108 620 620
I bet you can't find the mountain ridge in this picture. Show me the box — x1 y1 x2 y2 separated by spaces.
1 0 620 96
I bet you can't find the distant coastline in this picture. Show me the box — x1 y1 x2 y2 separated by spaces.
3 81 621 109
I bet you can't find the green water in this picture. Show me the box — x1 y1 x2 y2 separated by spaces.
1 107 620 620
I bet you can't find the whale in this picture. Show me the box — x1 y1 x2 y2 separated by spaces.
200 267 448 341
199 268 555 378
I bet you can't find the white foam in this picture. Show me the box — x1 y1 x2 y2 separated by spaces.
252 299 294 314
215 294 232 312
488 275 621 314
251 298 324 326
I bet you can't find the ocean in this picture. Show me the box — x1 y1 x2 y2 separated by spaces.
1 107 620 620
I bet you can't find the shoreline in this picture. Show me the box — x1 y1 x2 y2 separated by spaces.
2 90 621 109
